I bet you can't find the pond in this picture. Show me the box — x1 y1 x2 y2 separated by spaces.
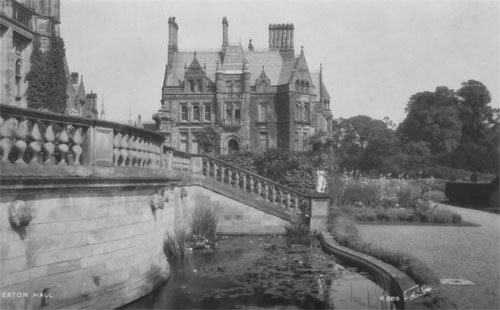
123 235 394 309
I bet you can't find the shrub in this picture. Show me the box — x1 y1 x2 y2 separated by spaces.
285 224 311 245
430 208 454 223
354 209 377 221
342 181 380 206
375 209 392 222
396 209 414 222
190 205 218 241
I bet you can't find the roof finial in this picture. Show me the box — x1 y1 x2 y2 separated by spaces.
194 51 197 59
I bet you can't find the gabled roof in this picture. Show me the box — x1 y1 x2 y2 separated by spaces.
166 51 221 86
311 72 331 99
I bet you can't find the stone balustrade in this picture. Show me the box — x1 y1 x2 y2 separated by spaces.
171 150 192 172
0 104 164 168
201 154 309 218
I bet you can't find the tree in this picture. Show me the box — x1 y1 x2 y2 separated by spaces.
457 80 494 141
26 33 68 114
44 33 68 114
399 87 462 154
26 38 47 110
193 126 220 154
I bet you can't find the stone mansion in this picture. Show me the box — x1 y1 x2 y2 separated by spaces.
154 17 333 154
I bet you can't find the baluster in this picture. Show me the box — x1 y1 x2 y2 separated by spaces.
256 180 262 195
286 192 291 208
263 184 269 200
249 176 254 194
113 132 121 165
28 121 42 164
128 136 136 166
220 165 226 183
119 134 129 167
0 117 16 162
242 174 247 191
56 125 69 165
271 186 277 204
203 159 209 176
277 189 283 207
227 168 233 185
138 139 145 167
13 118 28 164
213 162 218 180
293 196 299 211
70 126 83 165
234 171 240 188
148 142 154 167
43 124 55 164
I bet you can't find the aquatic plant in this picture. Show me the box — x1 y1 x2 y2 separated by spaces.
190 205 218 242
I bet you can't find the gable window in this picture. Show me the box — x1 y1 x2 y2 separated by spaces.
193 105 200 121
197 80 203 92
204 104 211 121
259 81 267 92
295 80 300 91
259 103 267 122
181 105 188 121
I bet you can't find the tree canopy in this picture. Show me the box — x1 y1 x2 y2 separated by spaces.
26 33 68 113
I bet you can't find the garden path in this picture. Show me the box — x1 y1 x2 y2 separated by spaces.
356 204 500 310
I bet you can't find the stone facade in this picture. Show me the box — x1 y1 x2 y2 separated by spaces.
154 17 333 154
0 183 173 310
0 0 98 118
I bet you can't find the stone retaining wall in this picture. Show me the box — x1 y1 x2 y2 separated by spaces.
178 184 290 235
0 181 176 310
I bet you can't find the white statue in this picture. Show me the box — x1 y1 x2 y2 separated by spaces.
316 170 327 193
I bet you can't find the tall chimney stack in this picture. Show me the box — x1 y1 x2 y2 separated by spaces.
167 17 179 74
268 23 294 52
222 17 229 48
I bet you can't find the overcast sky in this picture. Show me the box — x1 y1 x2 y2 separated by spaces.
60 0 499 124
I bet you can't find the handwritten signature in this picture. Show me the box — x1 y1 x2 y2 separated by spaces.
403 285 432 301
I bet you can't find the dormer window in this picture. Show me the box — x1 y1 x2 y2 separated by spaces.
189 80 195 92
259 81 267 92
197 80 203 92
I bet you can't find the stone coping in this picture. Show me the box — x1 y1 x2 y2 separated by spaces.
0 104 165 142
319 231 429 310
0 161 179 179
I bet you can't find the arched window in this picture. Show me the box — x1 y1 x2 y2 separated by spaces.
259 103 267 122
304 103 310 122
295 80 300 91
295 103 300 120
305 81 310 93
300 81 305 93
204 103 211 122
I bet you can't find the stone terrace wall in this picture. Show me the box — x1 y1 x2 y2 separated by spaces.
0 181 178 310
177 185 290 235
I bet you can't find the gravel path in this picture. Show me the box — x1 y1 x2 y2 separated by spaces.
356 204 500 309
